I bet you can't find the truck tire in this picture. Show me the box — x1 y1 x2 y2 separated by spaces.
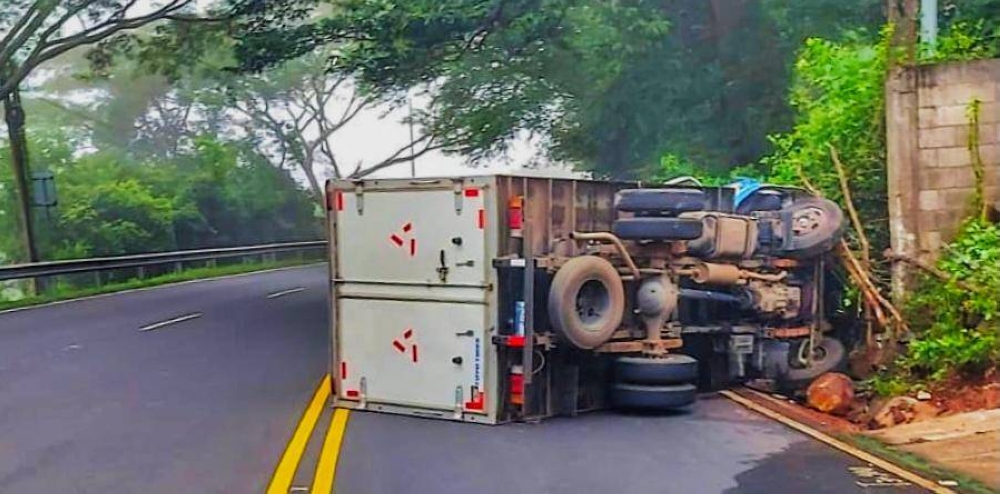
548 256 625 350
616 188 707 214
779 198 844 258
783 337 846 387
614 355 698 385
611 383 697 410
612 217 704 241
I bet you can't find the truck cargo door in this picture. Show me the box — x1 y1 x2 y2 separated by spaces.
332 179 492 414
336 183 488 287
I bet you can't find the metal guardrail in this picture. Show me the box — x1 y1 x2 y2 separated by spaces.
0 241 328 282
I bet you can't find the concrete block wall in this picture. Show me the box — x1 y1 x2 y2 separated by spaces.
893 59 1000 257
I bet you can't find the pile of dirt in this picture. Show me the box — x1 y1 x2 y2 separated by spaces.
805 370 1000 430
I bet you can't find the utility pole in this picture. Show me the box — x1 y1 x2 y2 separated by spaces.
3 82 41 268
919 0 938 52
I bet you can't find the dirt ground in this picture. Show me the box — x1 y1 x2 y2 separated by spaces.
865 409 1000 490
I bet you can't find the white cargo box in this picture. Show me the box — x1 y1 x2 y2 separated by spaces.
327 177 499 423
327 175 625 424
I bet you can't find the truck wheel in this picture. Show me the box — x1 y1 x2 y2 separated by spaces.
779 198 844 258
611 383 697 410
784 337 846 386
614 355 698 385
612 217 704 241
616 188 707 214
548 256 625 350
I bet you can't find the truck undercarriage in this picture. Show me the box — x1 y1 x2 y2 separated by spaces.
327 175 848 423
536 183 846 411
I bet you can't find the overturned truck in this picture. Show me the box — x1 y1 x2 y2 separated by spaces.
326 175 845 424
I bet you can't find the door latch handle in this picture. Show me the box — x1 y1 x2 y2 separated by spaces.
456 260 475 267
451 356 464 365
455 330 474 337
437 249 449 282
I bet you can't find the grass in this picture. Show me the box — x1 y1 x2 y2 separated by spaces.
0 258 324 312
843 435 995 494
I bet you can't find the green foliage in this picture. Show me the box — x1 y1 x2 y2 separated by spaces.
939 0 1000 54
761 31 890 254
651 154 746 186
867 373 914 397
233 0 887 177
903 219 1000 380
921 20 1000 62
0 132 319 270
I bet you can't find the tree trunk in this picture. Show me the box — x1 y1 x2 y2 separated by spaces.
4 85 40 266
887 0 919 65
299 152 325 208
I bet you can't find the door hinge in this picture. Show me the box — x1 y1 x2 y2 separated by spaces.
358 376 368 410
453 385 464 419
453 179 464 215
353 181 365 215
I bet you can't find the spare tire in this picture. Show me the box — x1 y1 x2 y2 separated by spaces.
548 256 625 350
616 188 707 214
612 217 704 241
779 198 845 258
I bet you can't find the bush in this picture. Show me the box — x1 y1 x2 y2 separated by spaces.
762 30 890 256
903 219 1000 380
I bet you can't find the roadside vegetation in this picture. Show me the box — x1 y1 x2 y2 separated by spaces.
654 15 1000 394
753 21 999 394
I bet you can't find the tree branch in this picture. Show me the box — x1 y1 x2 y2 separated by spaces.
349 134 444 178
0 0 196 100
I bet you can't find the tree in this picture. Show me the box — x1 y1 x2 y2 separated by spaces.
231 0 888 178
0 0 232 264
203 51 443 203
0 0 229 101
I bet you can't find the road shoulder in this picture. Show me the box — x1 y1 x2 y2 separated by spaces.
723 388 997 494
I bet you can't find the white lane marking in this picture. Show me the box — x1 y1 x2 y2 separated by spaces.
139 312 203 332
266 287 306 299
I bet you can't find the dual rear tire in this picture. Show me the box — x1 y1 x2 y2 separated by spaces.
611 354 699 411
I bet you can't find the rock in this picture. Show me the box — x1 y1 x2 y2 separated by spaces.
916 390 932 401
871 396 919 429
807 372 855 416
911 401 941 422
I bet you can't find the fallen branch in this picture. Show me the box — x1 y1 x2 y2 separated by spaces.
829 144 871 269
884 249 973 291
795 162 821 196
840 242 889 328
840 239 908 334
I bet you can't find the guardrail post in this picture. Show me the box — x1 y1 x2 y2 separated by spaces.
137 266 145 280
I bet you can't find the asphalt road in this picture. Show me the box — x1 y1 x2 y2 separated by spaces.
339 397 927 494
0 265 329 493
0 265 930 493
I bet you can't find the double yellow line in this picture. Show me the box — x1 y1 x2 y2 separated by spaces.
267 375 351 494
